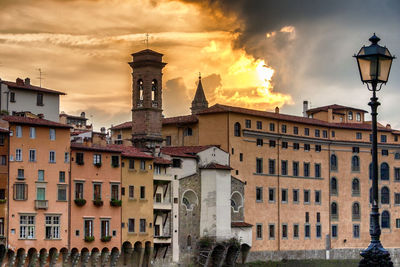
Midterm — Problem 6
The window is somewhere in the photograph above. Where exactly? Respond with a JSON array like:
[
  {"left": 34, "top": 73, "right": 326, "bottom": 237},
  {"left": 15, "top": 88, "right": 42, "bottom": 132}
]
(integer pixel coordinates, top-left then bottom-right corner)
[
  {"left": 20, "top": 215, "right": 35, "bottom": 239},
  {"left": 315, "top": 129, "right": 320, "bottom": 137},
  {"left": 58, "top": 185, "right": 67, "bottom": 201},
  {"left": 140, "top": 160, "right": 146, "bottom": 170},
  {"left": 269, "top": 140, "right": 276, "bottom": 147},
  {"left": 184, "top": 127, "right": 193, "bottom": 136},
  {"left": 36, "top": 187, "right": 45, "bottom": 201},
  {"left": 293, "top": 189, "right": 299, "bottom": 203},
  {"left": 269, "top": 123, "right": 275, "bottom": 131},
  {"left": 331, "top": 130, "right": 335, "bottom": 137},
  {"left": 353, "top": 224, "right": 360, "bottom": 238},
  {"left": 293, "top": 224, "right": 299, "bottom": 238},
  {"left": 330, "top": 154, "right": 337, "bottom": 171},
  {"left": 305, "top": 224, "right": 310, "bottom": 238},
  {"left": 256, "top": 139, "right": 263, "bottom": 146},
  {"left": 381, "top": 135, "right": 387, "bottom": 143},
  {"left": 101, "top": 220, "right": 110, "bottom": 238},
  {"left": 315, "top": 145, "right": 321, "bottom": 152},
  {"left": 396, "top": 153, "right": 400, "bottom": 160},
  {"left": 395, "top": 193, "right": 400, "bottom": 205},
  {"left": 45, "top": 216, "right": 60, "bottom": 239},
  {"left": 331, "top": 202, "right": 338, "bottom": 220},
  {"left": 111, "top": 156, "right": 119, "bottom": 167},
  {"left": 17, "top": 168, "right": 24, "bottom": 179},
  {"left": 268, "top": 188, "right": 275, "bottom": 202},
  {"left": 268, "top": 224, "right": 274, "bottom": 239},
  {"left": 256, "top": 224, "right": 263, "bottom": 239},
  {"left": 256, "top": 187, "right": 263, "bottom": 202},
  {"left": 382, "top": 149, "right": 389, "bottom": 156},
  {"left": 29, "top": 149, "right": 36, "bottom": 162},
  {"left": 16, "top": 126, "right": 22, "bottom": 138},
  {"left": 351, "top": 156, "right": 360, "bottom": 172},
  {"left": 395, "top": 168, "right": 400, "bottom": 181},
  {"left": 154, "top": 165, "right": 161, "bottom": 175},
  {"left": 93, "top": 183, "right": 101, "bottom": 200},
  {"left": 281, "top": 124, "right": 287, "bottom": 133},
  {"left": 293, "top": 127, "right": 298, "bottom": 135},
  {"left": 234, "top": 122, "right": 241, "bottom": 137},
  {"left": 331, "top": 177, "right": 338, "bottom": 195},
  {"left": 256, "top": 158, "right": 263, "bottom": 174},
  {"left": 268, "top": 159, "right": 275, "bottom": 175},
  {"left": 75, "top": 183, "right": 84, "bottom": 199},
  {"left": 381, "top": 187, "right": 390, "bottom": 204},
  {"left": 84, "top": 219, "right": 93, "bottom": 237},
  {"left": 139, "top": 219, "right": 146, "bottom": 232},
  {"left": 282, "top": 224, "right": 288, "bottom": 238},
  {"left": 348, "top": 111, "right": 353, "bottom": 120},
  {"left": 38, "top": 170, "right": 44, "bottom": 181},
  {"left": 166, "top": 136, "right": 171, "bottom": 146},
  {"left": 239, "top": 153, "right": 243, "bottom": 162},
  {"left": 381, "top": 211, "right": 390, "bottom": 228},
  {"left": 58, "top": 171, "right": 65, "bottom": 183},
  {"left": 316, "top": 224, "right": 321, "bottom": 238},
  {"left": 293, "top": 162, "right": 299, "bottom": 176},
  {"left": 352, "top": 178, "right": 360, "bottom": 195},
  {"left": 16, "top": 148, "right": 22, "bottom": 161},
  {"left": 93, "top": 154, "right": 102, "bottom": 165},
  {"left": 281, "top": 160, "right": 288, "bottom": 175},
  {"left": 317, "top": 212, "right": 321, "bottom": 223},
  {"left": 10, "top": 92, "right": 15, "bottom": 102},
  {"left": 352, "top": 202, "right": 360, "bottom": 220},
  {"left": 111, "top": 184, "right": 119, "bottom": 201},
  {"left": 245, "top": 120, "right": 251, "bottom": 128},
  {"left": 304, "top": 144, "right": 310, "bottom": 151},
  {"left": 0, "top": 218, "right": 4, "bottom": 236},
  {"left": 128, "top": 159, "right": 135, "bottom": 169},
  {"left": 64, "top": 152, "right": 69, "bottom": 163},
  {"left": 0, "top": 155, "right": 6, "bottom": 166},
  {"left": 381, "top": 163, "right": 389, "bottom": 180},
  {"left": 304, "top": 128, "right": 309, "bottom": 136},
  {"left": 303, "top": 163, "right": 310, "bottom": 177},
  {"left": 304, "top": 190, "right": 310, "bottom": 204},
  {"left": 14, "top": 183, "right": 27, "bottom": 200},
  {"left": 37, "top": 93, "right": 44, "bottom": 106},
  {"left": 356, "top": 132, "right": 362, "bottom": 139},
  {"left": 315, "top": 191, "right": 321, "bottom": 204},
  {"left": 322, "top": 130, "right": 328, "bottom": 138},
  {"left": 282, "top": 142, "right": 288, "bottom": 149},
  {"left": 0, "top": 189, "right": 4, "bottom": 200},
  {"left": 256, "top": 121, "right": 262, "bottom": 129},
  {"left": 172, "top": 159, "right": 181, "bottom": 168},
  {"left": 356, "top": 113, "right": 361, "bottom": 122},
  {"left": 315, "top": 163, "right": 321, "bottom": 178},
  {"left": 49, "top": 151, "right": 56, "bottom": 163},
  {"left": 29, "top": 127, "right": 36, "bottom": 139},
  {"left": 281, "top": 189, "right": 288, "bottom": 203},
  {"left": 306, "top": 212, "right": 309, "bottom": 223},
  {"left": 129, "top": 186, "right": 134, "bottom": 199},
  {"left": 352, "top": 147, "right": 360, "bottom": 153},
  {"left": 332, "top": 225, "right": 338, "bottom": 238},
  {"left": 49, "top": 129, "right": 56, "bottom": 140},
  {"left": 128, "top": 219, "right": 135, "bottom": 232},
  {"left": 140, "top": 186, "right": 145, "bottom": 199},
  {"left": 151, "top": 79, "right": 157, "bottom": 102},
  {"left": 293, "top": 143, "right": 299, "bottom": 150},
  {"left": 397, "top": 219, "right": 400, "bottom": 228}
]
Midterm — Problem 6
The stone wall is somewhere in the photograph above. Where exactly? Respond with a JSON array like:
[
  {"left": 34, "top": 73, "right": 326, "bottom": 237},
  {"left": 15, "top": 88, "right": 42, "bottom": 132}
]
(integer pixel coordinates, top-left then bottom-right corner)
[{"left": 231, "top": 176, "right": 245, "bottom": 222}]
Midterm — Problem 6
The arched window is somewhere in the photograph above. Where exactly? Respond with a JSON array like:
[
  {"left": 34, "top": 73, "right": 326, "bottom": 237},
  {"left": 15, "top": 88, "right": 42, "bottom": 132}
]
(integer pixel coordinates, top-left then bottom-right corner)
[
  {"left": 351, "top": 156, "right": 360, "bottom": 172},
  {"left": 231, "top": 192, "right": 243, "bottom": 212},
  {"left": 187, "top": 235, "right": 192, "bottom": 248},
  {"left": 381, "top": 163, "right": 389, "bottom": 180},
  {"left": 137, "top": 79, "right": 144, "bottom": 101},
  {"left": 352, "top": 202, "right": 360, "bottom": 220},
  {"left": 395, "top": 153, "right": 400, "bottom": 160},
  {"left": 381, "top": 187, "right": 390, "bottom": 204},
  {"left": 331, "top": 177, "right": 338, "bottom": 195},
  {"left": 356, "top": 112, "right": 361, "bottom": 122},
  {"left": 369, "top": 163, "right": 373, "bottom": 180},
  {"left": 151, "top": 80, "right": 157, "bottom": 102},
  {"left": 330, "top": 154, "right": 337, "bottom": 171},
  {"left": 331, "top": 202, "right": 338, "bottom": 219},
  {"left": 348, "top": 111, "right": 353, "bottom": 120},
  {"left": 182, "top": 190, "right": 198, "bottom": 211},
  {"left": 381, "top": 211, "right": 390, "bottom": 228},
  {"left": 352, "top": 178, "right": 360, "bottom": 195},
  {"left": 234, "top": 122, "right": 241, "bottom": 137}
]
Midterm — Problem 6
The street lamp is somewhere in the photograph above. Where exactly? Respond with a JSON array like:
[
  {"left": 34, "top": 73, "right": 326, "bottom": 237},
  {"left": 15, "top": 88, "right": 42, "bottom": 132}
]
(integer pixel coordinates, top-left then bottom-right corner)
[{"left": 355, "top": 34, "right": 395, "bottom": 267}]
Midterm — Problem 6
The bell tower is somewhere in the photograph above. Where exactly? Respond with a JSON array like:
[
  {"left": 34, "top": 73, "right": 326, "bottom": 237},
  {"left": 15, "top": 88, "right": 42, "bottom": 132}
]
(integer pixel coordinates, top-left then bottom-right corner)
[{"left": 129, "top": 49, "right": 167, "bottom": 148}]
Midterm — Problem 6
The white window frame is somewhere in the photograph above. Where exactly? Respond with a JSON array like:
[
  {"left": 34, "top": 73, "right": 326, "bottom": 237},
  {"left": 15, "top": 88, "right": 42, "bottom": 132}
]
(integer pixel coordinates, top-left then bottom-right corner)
[
  {"left": 16, "top": 126, "right": 22, "bottom": 138},
  {"left": 45, "top": 215, "right": 60, "bottom": 239},
  {"left": 20, "top": 215, "right": 35, "bottom": 239},
  {"left": 49, "top": 129, "right": 56, "bottom": 140},
  {"left": 16, "top": 148, "right": 22, "bottom": 161},
  {"left": 29, "top": 127, "right": 36, "bottom": 139},
  {"left": 29, "top": 149, "right": 36, "bottom": 162},
  {"left": 49, "top": 151, "right": 56, "bottom": 163}
]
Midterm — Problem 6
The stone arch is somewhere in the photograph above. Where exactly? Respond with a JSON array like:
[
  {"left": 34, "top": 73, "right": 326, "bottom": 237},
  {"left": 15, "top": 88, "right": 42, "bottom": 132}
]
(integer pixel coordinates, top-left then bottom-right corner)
[
  {"left": 59, "top": 247, "right": 68, "bottom": 267},
  {"left": 90, "top": 247, "right": 100, "bottom": 267},
  {"left": 381, "top": 162, "right": 390, "bottom": 180},
  {"left": 6, "top": 249, "right": 15, "bottom": 267},
  {"left": 240, "top": 244, "right": 251, "bottom": 264},
  {"left": 122, "top": 241, "right": 133, "bottom": 265},
  {"left": 208, "top": 245, "right": 225, "bottom": 267},
  {"left": 224, "top": 245, "right": 240, "bottom": 266},
  {"left": 48, "top": 247, "right": 58, "bottom": 267},
  {"left": 181, "top": 189, "right": 199, "bottom": 211},
  {"left": 100, "top": 247, "right": 110, "bottom": 267},
  {"left": 39, "top": 248, "right": 48, "bottom": 267},
  {"left": 151, "top": 79, "right": 158, "bottom": 102},
  {"left": 70, "top": 248, "right": 80, "bottom": 267},
  {"left": 231, "top": 191, "right": 244, "bottom": 212},
  {"left": 0, "top": 244, "right": 6, "bottom": 266},
  {"left": 27, "top": 248, "right": 38, "bottom": 267},
  {"left": 80, "top": 248, "right": 90, "bottom": 267},
  {"left": 142, "top": 242, "right": 152, "bottom": 267},
  {"left": 16, "top": 248, "right": 26, "bottom": 267},
  {"left": 132, "top": 242, "right": 142, "bottom": 267}
]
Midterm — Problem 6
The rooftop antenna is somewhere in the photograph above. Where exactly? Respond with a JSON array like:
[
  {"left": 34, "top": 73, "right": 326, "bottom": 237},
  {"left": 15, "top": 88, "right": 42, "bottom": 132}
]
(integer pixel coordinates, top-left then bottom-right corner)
[
  {"left": 142, "top": 33, "right": 150, "bottom": 49},
  {"left": 36, "top": 68, "right": 45, "bottom": 87}
]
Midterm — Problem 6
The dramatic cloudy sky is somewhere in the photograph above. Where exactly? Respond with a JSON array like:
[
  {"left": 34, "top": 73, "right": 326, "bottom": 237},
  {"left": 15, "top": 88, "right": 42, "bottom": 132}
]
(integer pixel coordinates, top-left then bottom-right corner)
[{"left": 0, "top": 0, "right": 399, "bottom": 129}]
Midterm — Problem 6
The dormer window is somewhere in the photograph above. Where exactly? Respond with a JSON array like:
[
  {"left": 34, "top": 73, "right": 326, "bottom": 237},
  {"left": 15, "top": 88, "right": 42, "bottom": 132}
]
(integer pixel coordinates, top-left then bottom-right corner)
[{"left": 348, "top": 111, "right": 353, "bottom": 120}]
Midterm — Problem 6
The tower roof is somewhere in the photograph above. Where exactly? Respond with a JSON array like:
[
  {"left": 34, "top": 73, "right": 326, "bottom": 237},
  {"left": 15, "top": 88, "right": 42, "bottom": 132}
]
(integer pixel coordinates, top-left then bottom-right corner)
[{"left": 191, "top": 75, "right": 209, "bottom": 114}]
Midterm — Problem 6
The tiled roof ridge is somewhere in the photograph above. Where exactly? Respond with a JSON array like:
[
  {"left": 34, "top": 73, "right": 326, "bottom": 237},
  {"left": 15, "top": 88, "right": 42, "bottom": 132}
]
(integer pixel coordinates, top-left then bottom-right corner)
[
  {"left": 111, "top": 114, "right": 198, "bottom": 130},
  {"left": 2, "top": 80, "right": 66, "bottom": 95},
  {"left": 2, "top": 115, "right": 72, "bottom": 128},
  {"left": 306, "top": 104, "right": 368, "bottom": 114}
]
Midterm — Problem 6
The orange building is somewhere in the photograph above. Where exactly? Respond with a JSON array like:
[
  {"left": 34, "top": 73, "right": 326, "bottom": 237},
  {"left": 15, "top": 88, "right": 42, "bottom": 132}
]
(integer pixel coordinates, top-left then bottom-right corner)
[{"left": 0, "top": 128, "right": 8, "bottom": 248}]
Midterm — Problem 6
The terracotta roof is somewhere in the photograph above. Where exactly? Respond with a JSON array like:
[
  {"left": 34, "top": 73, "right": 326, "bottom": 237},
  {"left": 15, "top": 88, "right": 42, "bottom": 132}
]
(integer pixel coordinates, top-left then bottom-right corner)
[
  {"left": 161, "top": 145, "right": 215, "bottom": 158},
  {"left": 306, "top": 104, "right": 367, "bottom": 114},
  {"left": 231, "top": 222, "right": 253, "bottom": 227},
  {"left": 199, "top": 104, "right": 394, "bottom": 132},
  {"left": 0, "top": 127, "right": 8, "bottom": 133},
  {"left": 107, "top": 145, "right": 153, "bottom": 159},
  {"left": 71, "top": 143, "right": 122, "bottom": 153},
  {"left": 154, "top": 157, "right": 172, "bottom": 165},
  {"left": 132, "top": 49, "right": 163, "bottom": 57},
  {"left": 2, "top": 115, "right": 71, "bottom": 128},
  {"left": 111, "top": 115, "right": 198, "bottom": 130},
  {"left": 200, "top": 163, "right": 232, "bottom": 170},
  {"left": 111, "top": 121, "right": 132, "bottom": 130},
  {"left": 2, "top": 79, "right": 66, "bottom": 95}
]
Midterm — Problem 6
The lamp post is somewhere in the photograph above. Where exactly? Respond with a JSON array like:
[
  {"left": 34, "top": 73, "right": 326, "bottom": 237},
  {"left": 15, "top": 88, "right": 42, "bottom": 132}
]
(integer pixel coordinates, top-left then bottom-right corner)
[{"left": 355, "top": 34, "right": 395, "bottom": 267}]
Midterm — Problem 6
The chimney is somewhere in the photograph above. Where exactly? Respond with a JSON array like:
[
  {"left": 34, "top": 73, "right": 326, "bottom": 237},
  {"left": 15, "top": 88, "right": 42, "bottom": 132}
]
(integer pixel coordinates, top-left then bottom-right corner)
[
  {"left": 24, "top": 78, "right": 30, "bottom": 86},
  {"left": 303, "top": 101, "right": 309, "bottom": 117},
  {"left": 80, "top": 112, "right": 86, "bottom": 118},
  {"left": 275, "top": 107, "right": 279, "bottom": 114},
  {"left": 38, "top": 114, "right": 44, "bottom": 119},
  {"left": 386, "top": 124, "right": 391, "bottom": 129},
  {"left": 100, "top": 127, "right": 106, "bottom": 134},
  {"left": 16, "top": 78, "right": 24, "bottom": 86}
]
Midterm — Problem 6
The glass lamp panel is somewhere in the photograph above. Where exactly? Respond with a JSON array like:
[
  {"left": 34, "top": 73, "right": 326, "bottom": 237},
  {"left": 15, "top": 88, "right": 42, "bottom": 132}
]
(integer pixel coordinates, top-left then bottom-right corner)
[
  {"left": 357, "top": 57, "right": 373, "bottom": 82},
  {"left": 378, "top": 56, "right": 393, "bottom": 82}
]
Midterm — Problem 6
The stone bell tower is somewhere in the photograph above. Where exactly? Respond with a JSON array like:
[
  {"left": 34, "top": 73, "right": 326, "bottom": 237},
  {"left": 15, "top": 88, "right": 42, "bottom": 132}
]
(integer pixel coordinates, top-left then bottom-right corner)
[{"left": 129, "top": 49, "right": 167, "bottom": 148}]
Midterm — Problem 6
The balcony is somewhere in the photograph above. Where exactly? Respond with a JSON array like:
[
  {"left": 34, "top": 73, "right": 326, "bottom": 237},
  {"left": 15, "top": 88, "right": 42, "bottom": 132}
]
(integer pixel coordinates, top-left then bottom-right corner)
[
  {"left": 154, "top": 236, "right": 172, "bottom": 244},
  {"left": 153, "top": 201, "right": 172, "bottom": 210},
  {"left": 153, "top": 173, "right": 173, "bottom": 181},
  {"left": 35, "top": 200, "right": 48, "bottom": 210}
]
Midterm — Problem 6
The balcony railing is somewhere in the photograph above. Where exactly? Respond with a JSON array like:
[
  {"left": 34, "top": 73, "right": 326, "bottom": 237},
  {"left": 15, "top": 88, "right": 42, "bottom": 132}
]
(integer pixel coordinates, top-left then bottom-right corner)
[
  {"left": 35, "top": 200, "right": 48, "bottom": 210},
  {"left": 154, "top": 173, "right": 173, "bottom": 181},
  {"left": 153, "top": 202, "right": 172, "bottom": 210}
]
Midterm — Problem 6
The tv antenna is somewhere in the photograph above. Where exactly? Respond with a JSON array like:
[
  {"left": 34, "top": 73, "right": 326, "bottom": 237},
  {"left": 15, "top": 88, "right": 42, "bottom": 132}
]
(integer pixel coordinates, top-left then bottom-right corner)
[
  {"left": 37, "top": 68, "right": 45, "bottom": 87},
  {"left": 142, "top": 33, "right": 150, "bottom": 49}
]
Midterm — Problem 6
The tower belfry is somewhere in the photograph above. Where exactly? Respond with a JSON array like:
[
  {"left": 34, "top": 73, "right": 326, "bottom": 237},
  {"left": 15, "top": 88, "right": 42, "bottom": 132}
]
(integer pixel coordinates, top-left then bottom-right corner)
[
  {"left": 191, "top": 74, "right": 209, "bottom": 115},
  {"left": 129, "top": 49, "right": 167, "bottom": 148}
]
